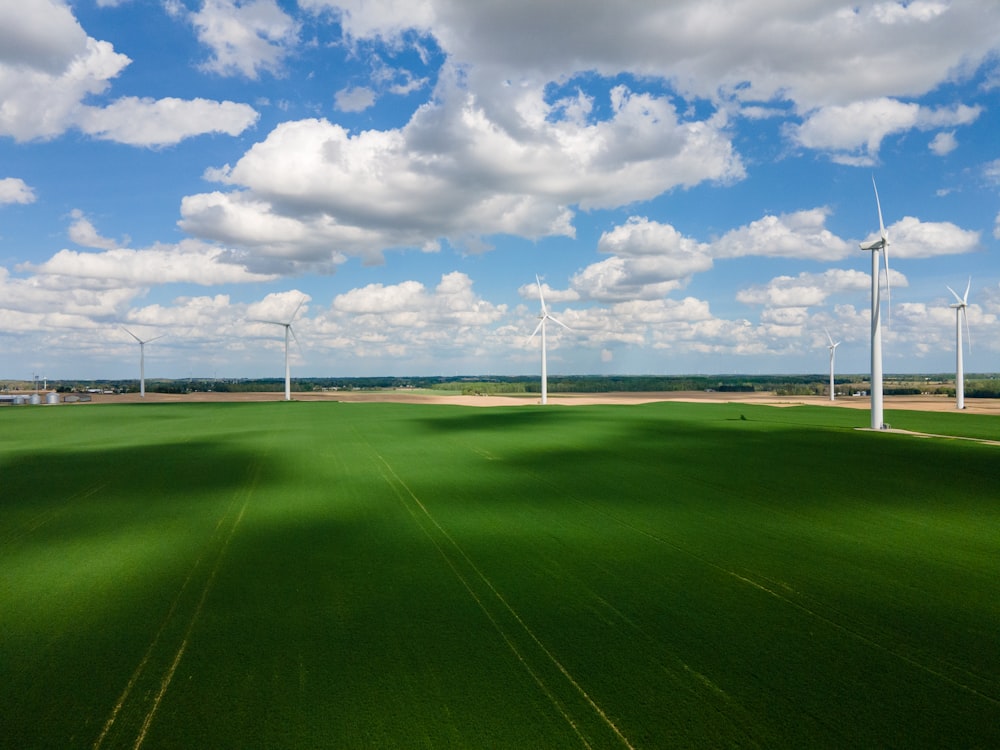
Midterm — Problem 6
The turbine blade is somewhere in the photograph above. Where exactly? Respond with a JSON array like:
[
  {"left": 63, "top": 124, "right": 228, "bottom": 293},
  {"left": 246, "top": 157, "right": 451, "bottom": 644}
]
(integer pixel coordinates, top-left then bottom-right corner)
[
  {"left": 549, "top": 313, "right": 571, "bottom": 331},
  {"left": 963, "top": 276, "right": 971, "bottom": 304},
  {"left": 121, "top": 326, "right": 141, "bottom": 343},
  {"left": 528, "top": 319, "right": 543, "bottom": 340},
  {"left": 824, "top": 326, "right": 834, "bottom": 346},
  {"left": 289, "top": 296, "right": 306, "bottom": 324},
  {"left": 946, "top": 284, "right": 963, "bottom": 304},
  {"left": 535, "top": 275, "right": 548, "bottom": 315},
  {"left": 882, "top": 244, "right": 891, "bottom": 326},
  {"left": 964, "top": 307, "right": 972, "bottom": 353},
  {"left": 872, "top": 176, "right": 887, "bottom": 243}
]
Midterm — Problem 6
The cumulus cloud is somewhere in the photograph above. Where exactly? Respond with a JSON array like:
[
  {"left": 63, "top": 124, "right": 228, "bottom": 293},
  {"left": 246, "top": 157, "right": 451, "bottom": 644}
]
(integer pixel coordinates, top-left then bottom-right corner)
[
  {"left": 67, "top": 209, "right": 123, "bottom": 250},
  {"left": 303, "top": 0, "right": 1000, "bottom": 112},
  {"left": 0, "top": 177, "right": 36, "bottom": 205},
  {"left": 191, "top": 0, "right": 300, "bottom": 79},
  {"left": 332, "top": 271, "right": 505, "bottom": 327},
  {"left": 789, "top": 99, "right": 981, "bottom": 164},
  {"left": 180, "top": 80, "right": 743, "bottom": 262},
  {"left": 0, "top": 265, "right": 136, "bottom": 323},
  {"left": 0, "top": 0, "right": 258, "bottom": 144},
  {"left": 75, "top": 96, "right": 259, "bottom": 147},
  {"left": 929, "top": 131, "right": 957, "bottom": 156},
  {"left": 21, "top": 240, "right": 279, "bottom": 286},
  {"left": 865, "top": 216, "right": 980, "bottom": 258},
  {"left": 737, "top": 269, "right": 874, "bottom": 308},
  {"left": 714, "top": 208, "right": 854, "bottom": 260},
  {"left": 335, "top": 86, "right": 377, "bottom": 112}
]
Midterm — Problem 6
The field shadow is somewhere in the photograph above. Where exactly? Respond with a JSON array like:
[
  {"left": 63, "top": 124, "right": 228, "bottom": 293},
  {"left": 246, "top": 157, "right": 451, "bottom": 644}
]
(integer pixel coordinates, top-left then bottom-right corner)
[{"left": 0, "top": 439, "right": 282, "bottom": 518}]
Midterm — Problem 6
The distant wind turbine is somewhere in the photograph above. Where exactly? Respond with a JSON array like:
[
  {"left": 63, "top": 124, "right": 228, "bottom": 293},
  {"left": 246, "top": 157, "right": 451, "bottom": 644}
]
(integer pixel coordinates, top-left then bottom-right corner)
[
  {"left": 946, "top": 278, "right": 972, "bottom": 410},
  {"left": 859, "top": 177, "right": 891, "bottom": 430},
  {"left": 251, "top": 297, "right": 305, "bottom": 401},
  {"left": 529, "top": 276, "right": 570, "bottom": 405},
  {"left": 824, "top": 328, "right": 840, "bottom": 402},
  {"left": 121, "top": 327, "right": 165, "bottom": 399}
]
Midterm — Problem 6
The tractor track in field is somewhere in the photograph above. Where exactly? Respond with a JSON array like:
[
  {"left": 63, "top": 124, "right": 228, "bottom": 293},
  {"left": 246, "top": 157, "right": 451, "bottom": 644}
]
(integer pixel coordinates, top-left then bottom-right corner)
[
  {"left": 0, "top": 481, "right": 109, "bottom": 549},
  {"left": 92, "top": 452, "right": 265, "bottom": 750},
  {"left": 354, "top": 427, "right": 636, "bottom": 750},
  {"left": 516, "top": 459, "right": 1000, "bottom": 712}
]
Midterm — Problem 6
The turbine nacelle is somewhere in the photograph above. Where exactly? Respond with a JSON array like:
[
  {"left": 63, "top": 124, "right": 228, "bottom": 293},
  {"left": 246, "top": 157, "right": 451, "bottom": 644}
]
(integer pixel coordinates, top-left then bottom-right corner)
[
  {"left": 946, "top": 278, "right": 972, "bottom": 352},
  {"left": 860, "top": 176, "right": 891, "bottom": 317}
]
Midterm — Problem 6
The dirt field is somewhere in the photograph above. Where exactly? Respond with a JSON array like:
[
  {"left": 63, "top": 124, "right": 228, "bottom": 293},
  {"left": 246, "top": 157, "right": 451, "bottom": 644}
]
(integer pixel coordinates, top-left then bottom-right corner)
[{"left": 63, "top": 389, "right": 1000, "bottom": 414}]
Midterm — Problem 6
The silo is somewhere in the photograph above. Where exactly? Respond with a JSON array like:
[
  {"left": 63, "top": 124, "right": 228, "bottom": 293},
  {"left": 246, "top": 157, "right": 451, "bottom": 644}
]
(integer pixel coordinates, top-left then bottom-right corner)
[
  {"left": 45, "top": 392, "right": 60, "bottom": 405},
  {"left": 29, "top": 393, "right": 41, "bottom": 405}
]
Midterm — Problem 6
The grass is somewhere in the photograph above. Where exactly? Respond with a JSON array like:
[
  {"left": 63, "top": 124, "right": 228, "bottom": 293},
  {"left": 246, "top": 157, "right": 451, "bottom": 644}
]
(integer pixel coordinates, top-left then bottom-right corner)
[{"left": 1, "top": 400, "right": 998, "bottom": 748}]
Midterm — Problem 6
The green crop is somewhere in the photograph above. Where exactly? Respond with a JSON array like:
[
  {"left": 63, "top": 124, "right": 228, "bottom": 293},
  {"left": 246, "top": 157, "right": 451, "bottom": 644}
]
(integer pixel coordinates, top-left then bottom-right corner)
[{"left": 2, "top": 401, "right": 998, "bottom": 748}]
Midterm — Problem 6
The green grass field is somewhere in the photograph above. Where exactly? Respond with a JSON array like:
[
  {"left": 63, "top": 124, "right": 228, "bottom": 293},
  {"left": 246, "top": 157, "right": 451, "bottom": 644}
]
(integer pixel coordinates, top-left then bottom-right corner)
[{"left": 2, "top": 401, "right": 998, "bottom": 748}]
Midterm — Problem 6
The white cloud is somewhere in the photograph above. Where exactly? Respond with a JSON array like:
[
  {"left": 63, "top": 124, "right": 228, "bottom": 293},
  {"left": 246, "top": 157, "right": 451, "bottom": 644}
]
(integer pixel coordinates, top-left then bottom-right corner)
[
  {"left": 21, "top": 240, "right": 279, "bottom": 286},
  {"left": 191, "top": 0, "right": 300, "bottom": 79},
  {"left": 0, "top": 34, "right": 130, "bottom": 142},
  {"left": 867, "top": 216, "right": 980, "bottom": 258},
  {"left": 984, "top": 159, "right": 1000, "bottom": 186},
  {"left": 334, "top": 86, "right": 376, "bottom": 112},
  {"left": 737, "top": 269, "right": 873, "bottom": 308},
  {"left": 556, "top": 217, "right": 714, "bottom": 303},
  {"left": 75, "top": 96, "right": 259, "bottom": 146},
  {"left": 0, "top": 0, "right": 88, "bottom": 73},
  {"left": 0, "top": 1, "right": 259, "bottom": 145},
  {"left": 303, "top": 0, "right": 1000, "bottom": 112},
  {"left": 929, "top": 131, "right": 957, "bottom": 156},
  {"left": 714, "top": 208, "right": 854, "bottom": 260},
  {"left": 789, "top": 99, "right": 981, "bottom": 163},
  {"left": 332, "top": 271, "right": 505, "bottom": 327},
  {"left": 67, "top": 209, "right": 123, "bottom": 250},
  {"left": 180, "top": 79, "right": 743, "bottom": 262},
  {"left": 0, "top": 177, "right": 36, "bottom": 205},
  {"left": 0, "top": 265, "right": 137, "bottom": 322},
  {"left": 300, "top": 0, "right": 435, "bottom": 40}
]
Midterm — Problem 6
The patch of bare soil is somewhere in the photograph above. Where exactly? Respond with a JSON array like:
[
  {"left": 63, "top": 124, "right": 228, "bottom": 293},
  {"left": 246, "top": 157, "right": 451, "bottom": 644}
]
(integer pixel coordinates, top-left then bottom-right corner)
[{"left": 73, "top": 389, "right": 1000, "bottom": 413}]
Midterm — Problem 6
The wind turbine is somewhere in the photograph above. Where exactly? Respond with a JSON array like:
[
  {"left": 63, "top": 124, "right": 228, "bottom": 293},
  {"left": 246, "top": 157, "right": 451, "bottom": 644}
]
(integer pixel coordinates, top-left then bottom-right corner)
[
  {"left": 251, "top": 297, "right": 305, "bottom": 401},
  {"left": 528, "top": 276, "right": 570, "bottom": 405},
  {"left": 859, "top": 177, "right": 891, "bottom": 430},
  {"left": 121, "top": 327, "right": 165, "bottom": 399},
  {"left": 824, "top": 328, "right": 841, "bottom": 402},
  {"left": 946, "top": 278, "right": 972, "bottom": 410}
]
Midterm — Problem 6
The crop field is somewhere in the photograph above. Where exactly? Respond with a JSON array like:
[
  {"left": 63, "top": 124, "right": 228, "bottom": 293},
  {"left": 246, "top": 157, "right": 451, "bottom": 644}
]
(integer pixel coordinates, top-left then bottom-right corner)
[{"left": 2, "top": 400, "right": 999, "bottom": 748}]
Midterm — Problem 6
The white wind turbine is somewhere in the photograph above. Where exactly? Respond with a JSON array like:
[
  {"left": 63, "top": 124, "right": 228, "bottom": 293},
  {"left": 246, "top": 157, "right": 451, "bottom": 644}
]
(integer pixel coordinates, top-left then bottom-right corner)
[
  {"left": 121, "top": 327, "right": 165, "bottom": 399},
  {"left": 824, "top": 328, "right": 841, "bottom": 402},
  {"left": 251, "top": 297, "right": 305, "bottom": 401},
  {"left": 859, "top": 177, "right": 891, "bottom": 430},
  {"left": 529, "top": 276, "right": 570, "bottom": 405},
  {"left": 946, "top": 278, "right": 972, "bottom": 410}
]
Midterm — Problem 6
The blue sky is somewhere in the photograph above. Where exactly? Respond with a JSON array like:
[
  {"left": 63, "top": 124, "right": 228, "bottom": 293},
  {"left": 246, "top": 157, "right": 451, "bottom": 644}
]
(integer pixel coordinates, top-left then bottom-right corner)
[{"left": 2, "top": 0, "right": 999, "bottom": 381}]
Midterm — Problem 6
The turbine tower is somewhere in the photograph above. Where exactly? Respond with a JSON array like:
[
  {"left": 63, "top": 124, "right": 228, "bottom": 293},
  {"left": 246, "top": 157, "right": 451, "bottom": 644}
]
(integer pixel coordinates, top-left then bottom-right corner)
[
  {"left": 252, "top": 297, "right": 305, "bottom": 401},
  {"left": 529, "top": 276, "right": 570, "bottom": 405},
  {"left": 859, "top": 177, "right": 891, "bottom": 430},
  {"left": 121, "top": 327, "right": 165, "bottom": 399},
  {"left": 825, "top": 328, "right": 840, "bottom": 402},
  {"left": 946, "top": 278, "right": 972, "bottom": 410}
]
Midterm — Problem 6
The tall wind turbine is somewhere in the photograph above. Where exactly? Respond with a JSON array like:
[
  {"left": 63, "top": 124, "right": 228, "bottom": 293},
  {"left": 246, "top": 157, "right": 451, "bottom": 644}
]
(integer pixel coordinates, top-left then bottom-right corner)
[
  {"left": 252, "top": 297, "right": 305, "bottom": 401},
  {"left": 859, "top": 177, "right": 891, "bottom": 430},
  {"left": 947, "top": 278, "right": 972, "bottom": 410},
  {"left": 121, "top": 327, "right": 165, "bottom": 399},
  {"left": 529, "top": 276, "right": 570, "bottom": 405},
  {"left": 825, "top": 328, "right": 841, "bottom": 402}
]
